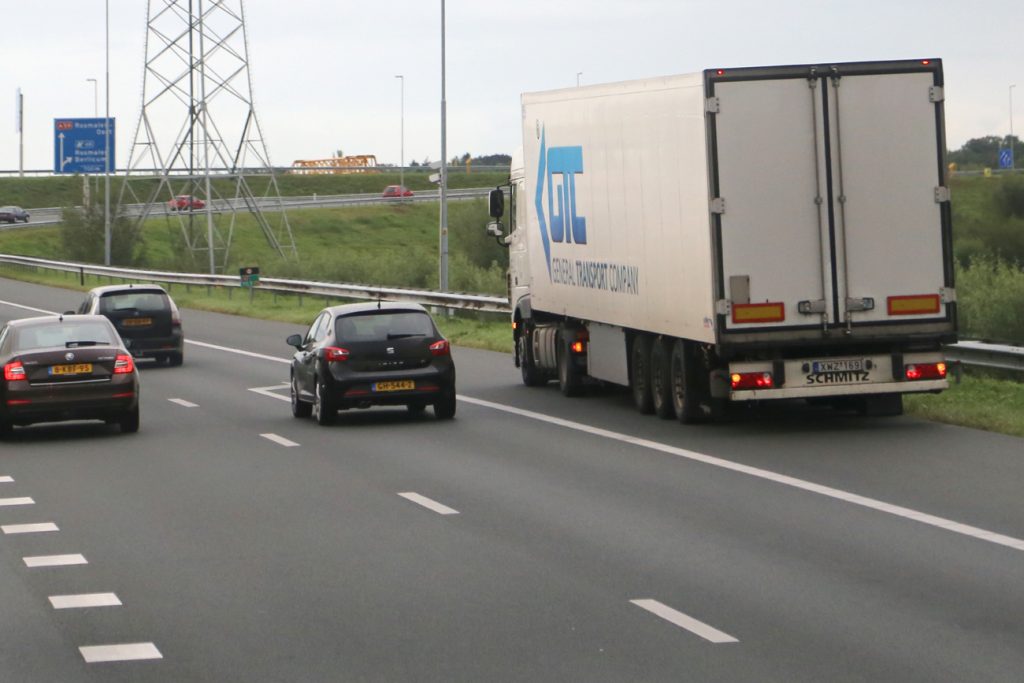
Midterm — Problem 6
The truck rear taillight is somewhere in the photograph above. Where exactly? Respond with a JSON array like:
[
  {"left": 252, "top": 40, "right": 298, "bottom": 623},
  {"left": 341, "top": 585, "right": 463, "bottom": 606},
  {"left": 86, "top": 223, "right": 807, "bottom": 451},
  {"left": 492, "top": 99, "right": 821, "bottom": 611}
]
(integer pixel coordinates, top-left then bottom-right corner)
[
  {"left": 731, "top": 372, "right": 774, "bottom": 390},
  {"left": 732, "top": 302, "right": 785, "bottom": 324},
  {"left": 4, "top": 361, "right": 25, "bottom": 382},
  {"left": 905, "top": 362, "right": 946, "bottom": 381}
]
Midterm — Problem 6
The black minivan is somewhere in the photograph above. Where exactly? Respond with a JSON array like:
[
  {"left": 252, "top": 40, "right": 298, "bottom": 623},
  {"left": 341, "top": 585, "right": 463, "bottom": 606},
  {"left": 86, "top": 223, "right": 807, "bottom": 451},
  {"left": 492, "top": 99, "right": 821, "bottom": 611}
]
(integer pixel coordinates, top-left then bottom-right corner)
[{"left": 77, "top": 285, "right": 185, "bottom": 365}]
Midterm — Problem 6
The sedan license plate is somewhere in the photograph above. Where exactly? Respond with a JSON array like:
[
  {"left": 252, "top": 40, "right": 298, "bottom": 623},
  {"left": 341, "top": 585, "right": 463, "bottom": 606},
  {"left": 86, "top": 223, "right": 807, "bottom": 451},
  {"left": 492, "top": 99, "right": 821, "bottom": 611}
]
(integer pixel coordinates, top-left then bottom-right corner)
[
  {"left": 122, "top": 317, "right": 152, "bottom": 327},
  {"left": 373, "top": 380, "right": 415, "bottom": 392},
  {"left": 49, "top": 363, "right": 93, "bottom": 376}
]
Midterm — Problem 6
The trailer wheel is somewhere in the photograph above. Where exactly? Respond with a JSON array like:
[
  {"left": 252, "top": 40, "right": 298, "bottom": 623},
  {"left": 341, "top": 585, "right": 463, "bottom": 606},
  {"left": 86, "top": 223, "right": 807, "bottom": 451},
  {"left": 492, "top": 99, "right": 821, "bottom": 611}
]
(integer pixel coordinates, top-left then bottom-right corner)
[
  {"left": 630, "top": 335, "right": 654, "bottom": 414},
  {"left": 518, "top": 324, "right": 546, "bottom": 387},
  {"left": 670, "top": 339, "right": 704, "bottom": 423},
  {"left": 650, "top": 337, "right": 675, "bottom": 419},
  {"left": 557, "top": 332, "right": 583, "bottom": 397}
]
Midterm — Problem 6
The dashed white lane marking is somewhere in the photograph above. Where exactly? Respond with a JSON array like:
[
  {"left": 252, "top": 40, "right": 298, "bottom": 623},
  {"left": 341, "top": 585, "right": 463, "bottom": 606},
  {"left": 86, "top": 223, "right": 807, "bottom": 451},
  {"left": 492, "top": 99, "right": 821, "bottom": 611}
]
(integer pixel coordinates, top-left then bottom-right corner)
[
  {"left": 457, "top": 395, "right": 1024, "bottom": 554},
  {"left": 249, "top": 384, "right": 291, "bottom": 402},
  {"left": 50, "top": 593, "right": 122, "bottom": 609},
  {"left": 0, "top": 475, "right": 13, "bottom": 483},
  {"left": 3, "top": 522, "right": 59, "bottom": 535},
  {"left": 0, "top": 497, "right": 34, "bottom": 507},
  {"left": 187, "top": 339, "right": 289, "bottom": 364},
  {"left": 631, "top": 599, "right": 738, "bottom": 644},
  {"left": 398, "top": 492, "right": 460, "bottom": 516},
  {"left": 260, "top": 432, "right": 300, "bottom": 448},
  {"left": 24, "top": 554, "right": 88, "bottom": 568},
  {"left": 79, "top": 642, "right": 162, "bottom": 663},
  {"left": 168, "top": 398, "right": 199, "bottom": 408}
]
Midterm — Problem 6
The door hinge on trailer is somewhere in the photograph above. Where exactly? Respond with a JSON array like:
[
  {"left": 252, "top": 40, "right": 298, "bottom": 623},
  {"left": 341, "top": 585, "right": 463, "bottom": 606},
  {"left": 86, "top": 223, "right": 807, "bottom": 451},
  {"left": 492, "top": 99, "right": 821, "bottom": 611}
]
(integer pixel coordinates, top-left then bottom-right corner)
[
  {"left": 705, "top": 97, "right": 720, "bottom": 114},
  {"left": 715, "top": 299, "right": 731, "bottom": 316},
  {"left": 934, "top": 186, "right": 951, "bottom": 203},
  {"left": 941, "top": 287, "right": 957, "bottom": 303},
  {"left": 797, "top": 299, "right": 826, "bottom": 314},
  {"left": 929, "top": 86, "right": 944, "bottom": 103},
  {"left": 710, "top": 197, "right": 726, "bottom": 214}
]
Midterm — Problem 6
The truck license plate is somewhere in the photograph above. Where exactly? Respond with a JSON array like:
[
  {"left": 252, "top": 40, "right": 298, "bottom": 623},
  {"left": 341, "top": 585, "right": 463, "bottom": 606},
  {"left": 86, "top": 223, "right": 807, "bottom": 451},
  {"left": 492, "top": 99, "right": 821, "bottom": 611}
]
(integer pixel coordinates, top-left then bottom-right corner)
[
  {"left": 807, "top": 358, "right": 870, "bottom": 385},
  {"left": 811, "top": 359, "right": 864, "bottom": 373}
]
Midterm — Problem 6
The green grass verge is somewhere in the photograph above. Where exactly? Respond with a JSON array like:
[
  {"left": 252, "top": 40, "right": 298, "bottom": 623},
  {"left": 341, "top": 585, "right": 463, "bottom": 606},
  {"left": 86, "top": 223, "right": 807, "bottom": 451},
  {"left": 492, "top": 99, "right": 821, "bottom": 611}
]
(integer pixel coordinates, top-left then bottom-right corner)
[{"left": 904, "top": 373, "right": 1024, "bottom": 438}]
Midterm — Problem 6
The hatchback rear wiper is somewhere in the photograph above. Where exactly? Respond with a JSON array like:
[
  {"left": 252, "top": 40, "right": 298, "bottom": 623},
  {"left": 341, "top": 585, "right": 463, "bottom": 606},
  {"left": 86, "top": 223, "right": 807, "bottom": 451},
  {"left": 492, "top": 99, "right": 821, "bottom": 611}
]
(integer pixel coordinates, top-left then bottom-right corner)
[{"left": 387, "top": 333, "right": 425, "bottom": 339}]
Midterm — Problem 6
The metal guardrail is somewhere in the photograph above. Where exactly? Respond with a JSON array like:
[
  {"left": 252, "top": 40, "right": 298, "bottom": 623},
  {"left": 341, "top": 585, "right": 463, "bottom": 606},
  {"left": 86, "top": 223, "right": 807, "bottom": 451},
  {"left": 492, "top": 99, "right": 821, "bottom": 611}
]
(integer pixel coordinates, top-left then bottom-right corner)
[
  {"left": 1, "top": 253, "right": 1022, "bottom": 371},
  {"left": 0, "top": 254, "right": 509, "bottom": 314}
]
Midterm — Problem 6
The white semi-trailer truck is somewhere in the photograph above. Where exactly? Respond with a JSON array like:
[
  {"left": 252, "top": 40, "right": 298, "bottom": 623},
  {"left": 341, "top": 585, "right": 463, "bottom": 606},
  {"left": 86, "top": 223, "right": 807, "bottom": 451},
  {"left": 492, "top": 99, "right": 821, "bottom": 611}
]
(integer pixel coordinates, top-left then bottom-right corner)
[{"left": 486, "top": 59, "right": 956, "bottom": 421}]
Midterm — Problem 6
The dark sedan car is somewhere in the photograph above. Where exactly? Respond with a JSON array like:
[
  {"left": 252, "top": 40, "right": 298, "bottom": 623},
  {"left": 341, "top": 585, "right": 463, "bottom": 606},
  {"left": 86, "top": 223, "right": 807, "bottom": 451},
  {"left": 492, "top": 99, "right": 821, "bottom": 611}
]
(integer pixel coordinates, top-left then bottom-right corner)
[
  {"left": 76, "top": 284, "right": 184, "bottom": 365},
  {"left": 0, "top": 315, "right": 140, "bottom": 436},
  {"left": 0, "top": 206, "right": 30, "bottom": 223},
  {"left": 287, "top": 302, "right": 456, "bottom": 425}
]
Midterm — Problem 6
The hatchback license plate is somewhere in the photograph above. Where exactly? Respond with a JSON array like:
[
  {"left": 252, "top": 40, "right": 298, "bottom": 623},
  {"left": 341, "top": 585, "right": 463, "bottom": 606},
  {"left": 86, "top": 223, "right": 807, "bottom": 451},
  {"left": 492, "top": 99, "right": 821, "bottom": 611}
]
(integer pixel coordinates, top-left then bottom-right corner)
[
  {"left": 373, "top": 380, "right": 415, "bottom": 392},
  {"left": 122, "top": 318, "right": 152, "bottom": 327},
  {"left": 49, "top": 363, "right": 93, "bottom": 376}
]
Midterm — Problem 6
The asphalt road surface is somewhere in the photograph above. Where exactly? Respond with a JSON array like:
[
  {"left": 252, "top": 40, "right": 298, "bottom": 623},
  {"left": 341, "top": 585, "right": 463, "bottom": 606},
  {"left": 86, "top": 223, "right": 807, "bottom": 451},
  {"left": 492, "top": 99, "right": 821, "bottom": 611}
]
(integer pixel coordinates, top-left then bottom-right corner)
[{"left": 1, "top": 276, "right": 1023, "bottom": 682}]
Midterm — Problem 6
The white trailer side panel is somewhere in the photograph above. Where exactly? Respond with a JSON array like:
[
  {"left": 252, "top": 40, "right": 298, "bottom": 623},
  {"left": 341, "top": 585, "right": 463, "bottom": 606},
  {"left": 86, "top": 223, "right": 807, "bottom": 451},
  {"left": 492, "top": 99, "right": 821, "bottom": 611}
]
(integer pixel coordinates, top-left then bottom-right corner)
[{"left": 521, "top": 75, "right": 717, "bottom": 344}]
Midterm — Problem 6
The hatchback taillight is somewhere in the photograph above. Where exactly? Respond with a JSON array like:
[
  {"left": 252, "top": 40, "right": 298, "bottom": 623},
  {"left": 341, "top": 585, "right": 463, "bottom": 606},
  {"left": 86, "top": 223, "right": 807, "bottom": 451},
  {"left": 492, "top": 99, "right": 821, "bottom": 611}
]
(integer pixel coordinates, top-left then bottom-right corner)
[
  {"left": 113, "top": 354, "right": 135, "bottom": 374},
  {"left": 171, "top": 307, "right": 182, "bottom": 328},
  {"left": 324, "top": 347, "right": 350, "bottom": 362},
  {"left": 3, "top": 361, "right": 25, "bottom": 382},
  {"left": 429, "top": 340, "right": 450, "bottom": 356}
]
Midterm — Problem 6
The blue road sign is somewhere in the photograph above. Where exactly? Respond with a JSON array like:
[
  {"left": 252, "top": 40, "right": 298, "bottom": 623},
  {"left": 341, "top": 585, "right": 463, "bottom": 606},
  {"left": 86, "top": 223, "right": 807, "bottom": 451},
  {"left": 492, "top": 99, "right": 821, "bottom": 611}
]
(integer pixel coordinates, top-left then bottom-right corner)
[
  {"left": 998, "top": 148, "right": 1014, "bottom": 169},
  {"left": 53, "top": 118, "right": 115, "bottom": 174}
]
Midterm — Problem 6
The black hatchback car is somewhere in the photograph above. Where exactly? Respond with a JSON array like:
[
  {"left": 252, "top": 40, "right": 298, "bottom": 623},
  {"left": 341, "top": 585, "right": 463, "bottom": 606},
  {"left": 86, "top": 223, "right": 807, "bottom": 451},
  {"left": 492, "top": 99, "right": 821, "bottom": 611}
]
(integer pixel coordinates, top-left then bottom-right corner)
[
  {"left": 287, "top": 303, "right": 456, "bottom": 425},
  {"left": 76, "top": 285, "right": 184, "bottom": 365},
  {"left": 0, "top": 315, "right": 140, "bottom": 436}
]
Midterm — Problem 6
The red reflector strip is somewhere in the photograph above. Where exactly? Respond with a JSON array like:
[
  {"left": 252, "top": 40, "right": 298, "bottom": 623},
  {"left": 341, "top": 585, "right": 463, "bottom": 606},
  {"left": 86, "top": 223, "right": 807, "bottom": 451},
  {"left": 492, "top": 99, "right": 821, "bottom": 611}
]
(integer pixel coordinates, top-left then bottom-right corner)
[
  {"left": 887, "top": 294, "right": 940, "bottom": 316},
  {"left": 6, "top": 399, "right": 31, "bottom": 406},
  {"left": 730, "top": 372, "right": 774, "bottom": 390},
  {"left": 344, "top": 388, "right": 370, "bottom": 396},
  {"left": 905, "top": 362, "right": 947, "bottom": 381},
  {"left": 732, "top": 302, "right": 785, "bottom": 324},
  {"left": 111, "top": 392, "right": 135, "bottom": 398}
]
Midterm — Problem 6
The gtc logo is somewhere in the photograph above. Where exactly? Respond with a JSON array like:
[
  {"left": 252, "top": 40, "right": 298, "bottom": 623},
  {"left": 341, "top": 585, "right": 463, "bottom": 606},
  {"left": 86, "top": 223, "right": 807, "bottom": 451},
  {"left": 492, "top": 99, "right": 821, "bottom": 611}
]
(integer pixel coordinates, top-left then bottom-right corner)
[{"left": 535, "top": 128, "right": 586, "bottom": 276}]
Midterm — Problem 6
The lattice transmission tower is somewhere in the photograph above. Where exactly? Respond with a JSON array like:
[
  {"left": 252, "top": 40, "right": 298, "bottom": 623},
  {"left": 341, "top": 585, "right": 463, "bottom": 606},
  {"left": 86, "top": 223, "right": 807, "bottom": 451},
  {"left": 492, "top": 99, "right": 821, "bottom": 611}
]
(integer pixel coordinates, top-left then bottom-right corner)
[{"left": 118, "top": 0, "right": 297, "bottom": 273}]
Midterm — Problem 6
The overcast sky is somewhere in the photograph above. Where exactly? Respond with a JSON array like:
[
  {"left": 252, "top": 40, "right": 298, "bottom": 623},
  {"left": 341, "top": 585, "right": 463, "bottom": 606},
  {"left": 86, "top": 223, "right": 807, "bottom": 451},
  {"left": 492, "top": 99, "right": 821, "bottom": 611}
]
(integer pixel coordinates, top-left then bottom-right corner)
[{"left": 3, "top": 1, "right": 1022, "bottom": 172}]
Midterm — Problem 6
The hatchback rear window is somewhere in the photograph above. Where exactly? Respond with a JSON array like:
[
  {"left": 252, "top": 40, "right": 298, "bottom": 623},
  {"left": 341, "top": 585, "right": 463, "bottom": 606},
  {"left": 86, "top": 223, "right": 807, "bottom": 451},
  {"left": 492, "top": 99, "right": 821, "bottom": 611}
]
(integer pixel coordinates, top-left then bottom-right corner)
[
  {"left": 99, "top": 292, "right": 170, "bottom": 313},
  {"left": 335, "top": 312, "right": 436, "bottom": 342},
  {"left": 14, "top": 321, "right": 117, "bottom": 351}
]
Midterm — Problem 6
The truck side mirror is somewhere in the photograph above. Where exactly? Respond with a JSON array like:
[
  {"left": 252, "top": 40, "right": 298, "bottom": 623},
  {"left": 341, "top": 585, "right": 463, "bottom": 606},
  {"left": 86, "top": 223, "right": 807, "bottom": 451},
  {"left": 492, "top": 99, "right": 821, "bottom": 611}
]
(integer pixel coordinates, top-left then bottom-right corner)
[{"left": 488, "top": 188, "right": 505, "bottom": 219}]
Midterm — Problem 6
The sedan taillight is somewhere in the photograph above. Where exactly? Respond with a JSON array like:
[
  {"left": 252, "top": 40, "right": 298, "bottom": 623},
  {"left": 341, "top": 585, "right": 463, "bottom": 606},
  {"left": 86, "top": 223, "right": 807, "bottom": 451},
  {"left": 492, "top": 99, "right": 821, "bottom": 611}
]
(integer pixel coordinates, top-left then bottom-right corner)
[
  {"left": 113, "top": 354, "right": 135, "bottom": 374},
  {"left": 3, "top": 361, "right": 25, "bottom": 382},
  {"left": 429, "top": 340, "right": 450, "bottom": 356},
  {"left": 324, "top": 347, "right": 350, "bottom": 362}
]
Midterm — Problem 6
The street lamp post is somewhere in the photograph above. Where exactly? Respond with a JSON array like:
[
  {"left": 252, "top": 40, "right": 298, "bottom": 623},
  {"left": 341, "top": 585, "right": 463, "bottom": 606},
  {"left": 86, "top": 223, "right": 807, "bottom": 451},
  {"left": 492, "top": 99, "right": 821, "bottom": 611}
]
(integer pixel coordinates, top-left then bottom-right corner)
[
  {"left": 577, "top": 71, "right": 583, "bottom": 87},
  {"left": 86, "top": 78, "right": 98, "bottom": 117},
  {"left": 439, "top": 0, "right": 448, "bottom": 292},
  {"left": 395, "top": 75, "right": 404, "bottom": 195},
  {"left": 104, "top": 0, "right": 111, "bottom": 266}
]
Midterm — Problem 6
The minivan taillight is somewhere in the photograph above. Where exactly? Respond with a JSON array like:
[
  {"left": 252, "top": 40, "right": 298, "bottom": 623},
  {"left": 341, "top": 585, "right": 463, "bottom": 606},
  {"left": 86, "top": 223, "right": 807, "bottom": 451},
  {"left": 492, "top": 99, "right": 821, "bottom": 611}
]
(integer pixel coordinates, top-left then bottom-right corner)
[
  {"left": 113, "top": 354, "right": 135, "bottom": 374},
  {"left": 429, "top": 340, "right": 450, "bottom": 356},
  {"left": 3, "top": 361, "right": 25, "bottom": 382},
  {"left": 324, "top": 347, "right": 350, "bottom": 362}
]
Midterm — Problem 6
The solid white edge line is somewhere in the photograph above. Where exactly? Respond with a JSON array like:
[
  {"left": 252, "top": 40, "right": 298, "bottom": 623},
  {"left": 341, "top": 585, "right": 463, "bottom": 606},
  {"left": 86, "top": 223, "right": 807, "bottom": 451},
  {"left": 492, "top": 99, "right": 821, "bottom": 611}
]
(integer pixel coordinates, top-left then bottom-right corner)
[
  {"left": 168, "top": 398, "right": 199, "bottom": 408},
  {"left": 2, "top": 522, "right": 59, "bottom": 535},
  {"left": 186, "top": 339, "right": 290, "bottom": 364},
  {"left": 49, "top": 593, "right": 122, "bottom": 609},
  {"left": 631, "top": 599, "right": 738, "bottom": 644},
  {"left": 249, "top": 384, "right": 291, "bottom": 403},
  {"left": 456, "top": 395, "right": 1024, "bottom": 553},
  {"left": 79, "top": 642, "right": 162, "bottom": 663},
  {"left": 0, "top": 497, "right": 34, "bottom": 507},
  {"left": 0, "top": 475, "right": 13, "bottom": 483},
  {"left": 260, "top": 432, "right": 300, "bottom": 448},
  {"left": 0, "top": 299, "right": 53, "bottom": 315},
  {"left": 23, "top": 554, "right": 88, "bottom": 568},
  {"left": 398, "top": 492, "right": 460, "bottom": 516}
]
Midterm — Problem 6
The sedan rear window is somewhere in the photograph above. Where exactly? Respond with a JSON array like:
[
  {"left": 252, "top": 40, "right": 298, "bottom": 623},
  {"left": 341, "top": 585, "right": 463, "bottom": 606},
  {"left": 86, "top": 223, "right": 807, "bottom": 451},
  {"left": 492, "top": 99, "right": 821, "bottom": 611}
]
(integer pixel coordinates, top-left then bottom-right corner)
[
  {"left": 14, "top": 321, "right": 117, "bottom": 351},
  {"left": 335, "top": 312, "right": 436, "bottom": 342},
  {"left": 99, "top": 292, "right": 169, "bottom": 313}
]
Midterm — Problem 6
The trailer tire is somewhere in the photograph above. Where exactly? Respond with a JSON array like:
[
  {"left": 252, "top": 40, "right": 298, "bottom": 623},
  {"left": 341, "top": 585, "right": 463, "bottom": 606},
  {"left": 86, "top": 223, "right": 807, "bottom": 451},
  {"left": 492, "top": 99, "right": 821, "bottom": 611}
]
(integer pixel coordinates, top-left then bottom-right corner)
[
  {"left": 650, "top": 337, "right": 675, "bottom": 419},
  {"left": 630, "top": 335, "right": 654, "bottom": 414},
  {"left": 670, "top": 339, "right": 704, "bottom": 423},
  {"left": 557, "top": 332, "right": 583, "bottom": 397},
  {"left": 518, "top": 324, "right": 546, "bottom": 387}
]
